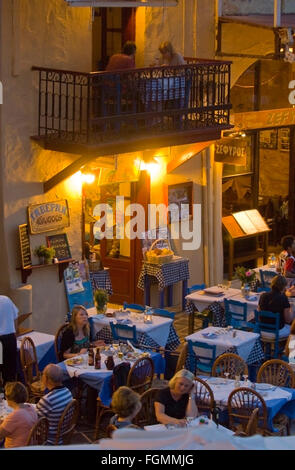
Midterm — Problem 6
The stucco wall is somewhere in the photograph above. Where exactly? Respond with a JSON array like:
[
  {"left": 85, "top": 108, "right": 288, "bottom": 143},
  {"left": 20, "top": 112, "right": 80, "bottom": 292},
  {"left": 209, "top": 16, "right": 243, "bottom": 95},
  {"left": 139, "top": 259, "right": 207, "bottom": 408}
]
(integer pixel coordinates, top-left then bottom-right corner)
[
  {"left": 223, "top": 0, "right": 295, "bottom": 15},
  {"left": 0, "top": 0, "right": 92, "bottom": 333}
]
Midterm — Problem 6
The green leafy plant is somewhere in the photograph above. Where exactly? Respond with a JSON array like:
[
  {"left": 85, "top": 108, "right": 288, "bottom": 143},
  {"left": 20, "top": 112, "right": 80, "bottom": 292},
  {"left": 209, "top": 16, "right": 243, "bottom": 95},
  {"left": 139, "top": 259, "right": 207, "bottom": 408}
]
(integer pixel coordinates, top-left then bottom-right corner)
[
  {"left": 234, "top": 266, "right": 256, "bottom": 285},
  {"left": 94, "top": 289, "right": 109, "bottom": 311},
  {"left": 34, "top": 245, "right": 55, "bottom": 260}
]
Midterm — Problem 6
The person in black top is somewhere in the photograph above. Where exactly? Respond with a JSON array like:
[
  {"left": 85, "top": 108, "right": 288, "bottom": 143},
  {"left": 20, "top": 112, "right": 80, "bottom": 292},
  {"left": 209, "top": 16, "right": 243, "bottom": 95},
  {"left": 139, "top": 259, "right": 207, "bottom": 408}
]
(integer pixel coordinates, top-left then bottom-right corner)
[
  {"left": 154, "top": 369, "right": 198, "bottom": 427},
  {"left": 258, "top": 275, "right": 293, "bottom": 338},
  {"left": 60, "top": 305, "right": 104, "bottom": 361}
]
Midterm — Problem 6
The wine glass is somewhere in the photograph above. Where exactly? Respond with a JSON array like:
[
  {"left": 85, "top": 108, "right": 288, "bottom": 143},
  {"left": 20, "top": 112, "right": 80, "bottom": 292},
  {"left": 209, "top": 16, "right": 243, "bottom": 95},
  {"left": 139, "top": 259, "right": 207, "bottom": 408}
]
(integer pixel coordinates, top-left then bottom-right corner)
[
  {"left": 243, "top": 374, "right": 248, "bottom": 386},
  {"left": 224, "top": 372, "right": 230, "bottom": 381}
]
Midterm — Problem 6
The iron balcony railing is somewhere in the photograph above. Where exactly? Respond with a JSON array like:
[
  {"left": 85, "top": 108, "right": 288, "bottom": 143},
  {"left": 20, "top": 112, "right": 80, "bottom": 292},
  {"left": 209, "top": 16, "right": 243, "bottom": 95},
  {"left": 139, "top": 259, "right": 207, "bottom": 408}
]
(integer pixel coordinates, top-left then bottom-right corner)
[{"left": 32, "top": 60, "right": 232, "bottom": 146}]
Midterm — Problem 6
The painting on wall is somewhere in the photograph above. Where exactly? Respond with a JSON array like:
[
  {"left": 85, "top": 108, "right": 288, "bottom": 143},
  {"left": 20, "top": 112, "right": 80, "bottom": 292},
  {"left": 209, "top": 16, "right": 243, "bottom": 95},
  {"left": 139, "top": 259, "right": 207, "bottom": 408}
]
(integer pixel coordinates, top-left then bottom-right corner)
[
  {"left": 278, "top": 128, "right": 290, "bottom": 152},
  {"left": 259, "top": 129, "right": 278, "bottom": 150}
]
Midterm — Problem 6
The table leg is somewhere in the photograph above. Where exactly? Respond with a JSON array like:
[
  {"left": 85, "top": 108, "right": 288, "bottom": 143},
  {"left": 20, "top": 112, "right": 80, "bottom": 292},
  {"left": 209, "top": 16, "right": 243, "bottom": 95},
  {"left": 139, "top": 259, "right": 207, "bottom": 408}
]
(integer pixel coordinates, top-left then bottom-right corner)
[
  {"left": 182, "top": 280, "right": 188, "bottom": 311},
  {"left": 188, "top": 312, "right": 194, "bottom": 335},
  {"left": 167, "top": 285, "right": 173, "bottom": 307},
  {"left": 159, "top": 289, "right": 165, "bottom": 308},
  {"left": 145, "top": 275, "right": 151, "bottom": 306}
]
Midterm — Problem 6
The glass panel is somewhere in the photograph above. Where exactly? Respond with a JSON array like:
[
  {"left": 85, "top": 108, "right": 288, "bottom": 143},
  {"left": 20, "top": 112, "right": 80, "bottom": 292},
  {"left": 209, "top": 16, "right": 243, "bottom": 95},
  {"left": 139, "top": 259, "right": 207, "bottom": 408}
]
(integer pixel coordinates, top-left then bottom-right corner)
[
  {"left": 222, "top": 135, "right": 253, "bottom": 177},
  {"left": 222, "top": 175, "right": 253, "bottom": 216}
]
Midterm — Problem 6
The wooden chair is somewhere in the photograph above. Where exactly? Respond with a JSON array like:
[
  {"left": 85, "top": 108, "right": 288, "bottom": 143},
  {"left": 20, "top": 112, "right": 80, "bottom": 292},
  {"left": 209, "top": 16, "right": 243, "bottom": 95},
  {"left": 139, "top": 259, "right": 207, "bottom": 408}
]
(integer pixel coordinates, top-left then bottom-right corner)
[
  {"left": 224, "top": 299, "right": 251, "bottom": 330},
  {"left": 54, "top": 322, "right": 69, "bottom": 362},
  {"left": 19, "top": 336, "right": 44, "bottom": 402},
  {"left": 54, "top": 399, "right": 79, "bottom": 445},
  {"left": 26, "top": 417, "right": 49, "bottom": 446},
  {"left": 127, "top": 357, "right": 154, "bottom": 394},
  {"left": 94, "top": 399, "right": 115, "bottom": 440},
  {"left": 255, "top": 310, "right": 288, "bottom": 359},
  {"left": 233, "top": 407, "right": 259, "bottom": 437},
  {"left": 257, "top": 359, "right": 295, "bottom": 388},
  {"left": 187, "top": 284, "right": 208, "bottom": 329},
  {"left": 135, "top": 387, "right": 162, "bottom": 427},
  {"left": 194, "top": 377, "right": 215, "bottom": 416},
  {"left": 106, "top": 423, "right": 117, "bottom": 438},
  {"left": 187, "top": 340, "right": 216, "bottom": 374},
  {"left": 123, "top": 302, "right": 145, "bottom": 312},
  {"left": 152, "top": 343, "right": 188, "bottom": 389},
  {"left": 260, "top": 270, "right": 277, "bottom": 290},
  {"left": 152, "top": 308, "right": 175, "bottom": 320},
  {"left": 110, "top": 321, "right": 137, "bottom": 344},
  {"left": 228, "top": 387, "right": 268, "bottom": 435},
  {"left": 175, "top": 342, "right": 188, "bottom": 373},
  {"left": 212, "top": 353, "right": 248, "bottom": 380}
]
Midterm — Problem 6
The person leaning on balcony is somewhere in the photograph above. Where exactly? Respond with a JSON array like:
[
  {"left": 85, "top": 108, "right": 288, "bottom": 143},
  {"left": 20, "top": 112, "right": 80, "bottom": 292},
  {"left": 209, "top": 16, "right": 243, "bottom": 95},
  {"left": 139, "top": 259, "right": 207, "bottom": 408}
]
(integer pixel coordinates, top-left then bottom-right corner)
[
  {"left": 106, "top": 41, "right": 137, "bottom": 72},
  {"left": 158, "top": 41, "right": 186, "bottom": 66}
]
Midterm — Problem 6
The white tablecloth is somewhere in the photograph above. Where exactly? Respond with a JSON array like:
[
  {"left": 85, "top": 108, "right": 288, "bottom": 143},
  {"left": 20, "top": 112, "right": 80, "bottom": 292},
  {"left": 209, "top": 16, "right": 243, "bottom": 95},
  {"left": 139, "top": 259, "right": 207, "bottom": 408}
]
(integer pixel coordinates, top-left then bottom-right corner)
[
  {"left": 186, "top": 326, "right": 259, "bottom": 362},
  {"left": 89, "top": 308, "right": 173, "bottom": 348},
  {"left": 17, "top": 331, "right": 55, "bottom": 364},
  {"left": 185, "top": 288, "right": 241, "bottom": 313}
]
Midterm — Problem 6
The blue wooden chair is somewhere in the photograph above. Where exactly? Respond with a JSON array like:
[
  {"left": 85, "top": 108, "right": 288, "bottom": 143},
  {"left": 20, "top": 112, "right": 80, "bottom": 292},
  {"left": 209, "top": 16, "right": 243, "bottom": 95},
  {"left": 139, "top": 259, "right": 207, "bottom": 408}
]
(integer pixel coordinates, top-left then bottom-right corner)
[
  {"left": 152, "top": 308, "right": 175, "bottom": 320},
  {"left": 254, "top": 310, "right": 287, "bottom": 359},
  {"left": 187, "top": 284, "right": 209, "bottom": 329},
  {"left": 123, "top": 302, "right": 145, "bottom": 312},
  {"left": 259, "top": 270, "right": 277, "bottom": 292},
  {"left": 110, "top": 322, "right": 137, "bottom": 344},
  {"left": 188, "top": 340, "right": 216, "bottom": 374},
  {"left": 224, "top": 299, "right": 254, "bottom": 330}
]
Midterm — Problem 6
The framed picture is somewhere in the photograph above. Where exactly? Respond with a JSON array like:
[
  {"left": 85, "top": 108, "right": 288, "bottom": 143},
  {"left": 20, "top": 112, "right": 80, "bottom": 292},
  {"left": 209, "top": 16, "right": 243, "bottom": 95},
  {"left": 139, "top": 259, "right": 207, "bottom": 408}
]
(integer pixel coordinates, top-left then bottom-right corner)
[
  {"left": 278, "top": 128, "right": 290, "bottom": 152},
  {"left": 259, "top": 129, "right": 278, "bottom": 149},
  {"left": 46, "top": 233, "right": 72, "bottom": 260},
  {"left": 168, "top": 182, "right": 193, "bottom": 223}
]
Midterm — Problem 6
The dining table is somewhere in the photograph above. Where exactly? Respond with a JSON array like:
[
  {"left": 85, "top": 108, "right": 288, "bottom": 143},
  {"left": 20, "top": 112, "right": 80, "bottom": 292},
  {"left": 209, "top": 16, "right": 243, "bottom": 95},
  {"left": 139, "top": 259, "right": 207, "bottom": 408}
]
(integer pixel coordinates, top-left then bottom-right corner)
[{"left": 87, "top": 307, "right": 180, "bottom": 351}]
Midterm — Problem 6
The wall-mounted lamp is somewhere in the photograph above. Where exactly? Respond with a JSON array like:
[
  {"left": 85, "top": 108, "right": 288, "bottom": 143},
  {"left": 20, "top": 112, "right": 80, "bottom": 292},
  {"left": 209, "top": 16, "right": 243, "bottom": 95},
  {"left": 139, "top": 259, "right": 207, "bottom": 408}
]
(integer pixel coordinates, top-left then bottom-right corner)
[{"left": 140, "top": 155, "right": 161, "bottom": 178}]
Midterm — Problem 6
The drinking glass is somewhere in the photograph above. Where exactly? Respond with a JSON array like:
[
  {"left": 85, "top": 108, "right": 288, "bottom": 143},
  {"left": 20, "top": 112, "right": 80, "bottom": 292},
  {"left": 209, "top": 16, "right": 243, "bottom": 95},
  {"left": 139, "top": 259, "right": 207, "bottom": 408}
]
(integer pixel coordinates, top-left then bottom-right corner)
[
  {"left": 186, "top": 416, "right": 195, "bottom": 427},
  {"left": 224, "top": 372, "right": 230, "bottom": 381},
  {"left": 242, "top": 374, "right": 248, "bottom": 385}
]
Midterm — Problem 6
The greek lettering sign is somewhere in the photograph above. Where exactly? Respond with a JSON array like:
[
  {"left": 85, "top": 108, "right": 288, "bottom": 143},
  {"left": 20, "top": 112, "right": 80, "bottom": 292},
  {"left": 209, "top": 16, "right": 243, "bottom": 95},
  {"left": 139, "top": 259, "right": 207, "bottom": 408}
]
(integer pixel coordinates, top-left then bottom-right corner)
[
  {"left": 28, "top": 200, "right": 70, "bottom": 234},
  {"left": 215, "top": 138, "right": 249, "bottom": 165}
]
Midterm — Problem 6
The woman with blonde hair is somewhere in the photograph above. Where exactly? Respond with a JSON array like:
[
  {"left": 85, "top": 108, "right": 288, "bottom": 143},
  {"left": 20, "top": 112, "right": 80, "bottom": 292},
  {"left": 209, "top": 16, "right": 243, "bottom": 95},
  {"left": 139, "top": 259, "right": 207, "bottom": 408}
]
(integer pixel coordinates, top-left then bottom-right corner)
[
  {"left": 154, "top": 369, "right": 198, "bottom": 427},
  {"left": 60, "top": 305, "right": 103, "bottom": 360},
  {"left": 110, "top": 386, "right": 142, "bottom": 429},
  {"left": 158, "top": 41, "right": 185, "bottom": 66}
]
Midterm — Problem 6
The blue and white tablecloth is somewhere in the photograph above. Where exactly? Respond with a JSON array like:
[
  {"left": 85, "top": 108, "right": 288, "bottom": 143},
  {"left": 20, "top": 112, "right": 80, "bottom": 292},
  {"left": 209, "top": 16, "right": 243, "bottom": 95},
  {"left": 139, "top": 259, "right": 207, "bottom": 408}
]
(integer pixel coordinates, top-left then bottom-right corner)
[
  {"left": 137, "top": 259, "right": 190, "bottom": 291},
  {"left": 90, "top": 269, "right": 113, "bottom": 296},
  {"left": 17, "top": 331, "right": 56, "bottom": 371}
]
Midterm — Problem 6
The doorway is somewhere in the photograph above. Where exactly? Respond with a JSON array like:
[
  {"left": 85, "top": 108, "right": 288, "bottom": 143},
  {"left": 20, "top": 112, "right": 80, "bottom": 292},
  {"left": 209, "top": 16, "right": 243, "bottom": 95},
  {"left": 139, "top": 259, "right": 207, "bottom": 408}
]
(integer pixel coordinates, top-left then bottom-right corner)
[{"left": 92, "top": 7, "right": 136, "bottom": 71}]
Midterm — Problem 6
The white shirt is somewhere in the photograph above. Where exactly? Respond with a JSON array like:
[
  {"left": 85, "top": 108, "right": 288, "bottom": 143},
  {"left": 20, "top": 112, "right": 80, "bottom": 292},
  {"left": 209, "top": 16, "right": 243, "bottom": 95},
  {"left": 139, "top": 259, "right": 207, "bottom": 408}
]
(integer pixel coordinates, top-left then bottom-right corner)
[{"left": 0, "top": 296, "right": 19, "bottom": 335}]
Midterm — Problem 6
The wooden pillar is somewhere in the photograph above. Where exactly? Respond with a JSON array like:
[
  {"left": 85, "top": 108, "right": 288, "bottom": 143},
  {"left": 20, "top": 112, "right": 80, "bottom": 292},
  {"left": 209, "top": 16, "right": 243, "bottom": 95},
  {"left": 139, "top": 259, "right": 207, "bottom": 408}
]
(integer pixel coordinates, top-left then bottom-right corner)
[{"left": 289, "top": 127, "right": 295, "bottom": 234}]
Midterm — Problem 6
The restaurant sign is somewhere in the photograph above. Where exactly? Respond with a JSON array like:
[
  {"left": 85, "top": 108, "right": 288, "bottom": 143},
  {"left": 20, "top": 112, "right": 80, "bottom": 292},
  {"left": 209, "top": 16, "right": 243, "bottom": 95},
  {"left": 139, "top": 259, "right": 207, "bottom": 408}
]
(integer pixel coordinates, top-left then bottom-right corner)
[
  {"left": 214, "top": 137, "right": 249, "bottom": 165},
  {"left": 28, "top": 199, "right": 70, "bottom": 234}
]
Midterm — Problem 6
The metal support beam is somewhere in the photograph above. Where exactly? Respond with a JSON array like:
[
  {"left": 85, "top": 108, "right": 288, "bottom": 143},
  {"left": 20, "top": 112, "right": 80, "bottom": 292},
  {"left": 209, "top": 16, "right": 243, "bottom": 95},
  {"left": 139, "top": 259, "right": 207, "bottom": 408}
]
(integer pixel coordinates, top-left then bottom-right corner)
[{"left": 274, "top": 0, "right": 281, "bottom": 27}]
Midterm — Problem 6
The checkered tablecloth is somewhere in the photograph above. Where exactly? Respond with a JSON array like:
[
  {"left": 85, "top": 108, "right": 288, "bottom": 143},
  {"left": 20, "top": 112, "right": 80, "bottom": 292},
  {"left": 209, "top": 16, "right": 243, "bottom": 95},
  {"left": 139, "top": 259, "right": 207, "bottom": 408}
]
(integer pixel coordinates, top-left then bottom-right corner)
[
  {"left": 137, "top": 259, "right": 190, "bottom": 291},
  {"left": 185, "top": 299, "right": 227, "bottom": 327},
  {"left": 90, "top": 270, "right": 113, "bottom": 296},
  {"left": 94, "top": 323, "right": 180, "bottom": 351}
]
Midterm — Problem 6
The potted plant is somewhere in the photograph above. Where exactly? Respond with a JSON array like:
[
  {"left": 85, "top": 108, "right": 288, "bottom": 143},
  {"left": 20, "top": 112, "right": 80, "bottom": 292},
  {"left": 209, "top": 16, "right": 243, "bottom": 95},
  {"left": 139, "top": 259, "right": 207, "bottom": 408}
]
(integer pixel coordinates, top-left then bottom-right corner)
[
  {"left": 234, "top": 266, "right": 256, "bottom": 297},
  {"left": 34, "top": 245, "right": 56, "bottom": 265},
  {"left": 94, "top": 289, "right": 109, "bottom": 314}
]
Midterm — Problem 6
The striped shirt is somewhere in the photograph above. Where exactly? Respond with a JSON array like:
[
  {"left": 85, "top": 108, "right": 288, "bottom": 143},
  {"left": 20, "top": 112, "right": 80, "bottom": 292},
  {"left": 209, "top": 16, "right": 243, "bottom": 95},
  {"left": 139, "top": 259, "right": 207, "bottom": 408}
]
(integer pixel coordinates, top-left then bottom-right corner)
[{"left": 36, "top": 386, "right": 73, "bottom": 445}]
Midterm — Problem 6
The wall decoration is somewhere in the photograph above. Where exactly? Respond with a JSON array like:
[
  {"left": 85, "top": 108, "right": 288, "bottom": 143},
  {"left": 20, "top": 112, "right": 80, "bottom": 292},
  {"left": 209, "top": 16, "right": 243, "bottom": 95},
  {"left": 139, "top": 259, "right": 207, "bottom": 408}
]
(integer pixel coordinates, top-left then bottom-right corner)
[
  {"left": 46, "top": 233, "right": 72, "bottom": 260},
  {"left": 278, "top": 128, "right": 290, "bottom": 152},
  {"left": 168, "top": 182, "right": 193, "bottom": 223},
  {"left": 259, "top": 129, "right": 278, "bottom": 149},
  {"left": 18, "top": 224, "right": 32, "bottom": 269},
  {"left": 28, "top": 199, "right": 70, "bottom": 234}
]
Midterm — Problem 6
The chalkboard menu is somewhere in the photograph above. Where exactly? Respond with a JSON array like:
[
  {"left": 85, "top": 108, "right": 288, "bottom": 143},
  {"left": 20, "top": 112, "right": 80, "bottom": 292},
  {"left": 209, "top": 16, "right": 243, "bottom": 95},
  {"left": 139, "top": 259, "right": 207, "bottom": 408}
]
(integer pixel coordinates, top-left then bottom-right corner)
[
  {"left": 18, "top": 224, "right": 32, "bottom": 268},
  {"left": 46, "top": 233, "right": 72, "bottom": 261}
]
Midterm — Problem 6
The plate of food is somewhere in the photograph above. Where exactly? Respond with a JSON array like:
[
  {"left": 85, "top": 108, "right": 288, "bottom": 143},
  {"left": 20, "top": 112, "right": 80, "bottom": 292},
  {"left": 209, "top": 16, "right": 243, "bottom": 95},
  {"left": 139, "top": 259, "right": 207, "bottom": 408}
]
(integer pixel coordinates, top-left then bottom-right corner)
[
  {"left": 255, "top": 383, "right": 275, "bottom": 392},
  {"left": 66, "top": 357, "right": 83, "bottom": 366}
]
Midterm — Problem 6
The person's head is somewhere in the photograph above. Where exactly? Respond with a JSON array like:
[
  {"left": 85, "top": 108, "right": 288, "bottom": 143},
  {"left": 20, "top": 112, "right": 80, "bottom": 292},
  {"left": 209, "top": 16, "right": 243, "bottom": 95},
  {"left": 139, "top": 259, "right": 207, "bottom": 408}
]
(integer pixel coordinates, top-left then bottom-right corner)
[
  {"left": 168, "top": 369, "right": 194, "bottom": 395},
  {"left": 111, "top": 386, "right": 141, "bottom": 420},
  {"left": 123, "top": 41, "right": 136, "bottom": 58},
  {"left": 282, "top": 235, "right": 295, "bottom": 253},
  {"left": 159, "top": 41, "right": 175, "bottom": 61},
  {"left": 271, "top": 275, "right": 287, "bottom": 293},
  {"left": 42, "top": 364, "right": 63, "bottom": 390},
  {"left": 70, "top": 305, "right": 90, "bottom": 336},
  {"left": 5, "top": 382, "right": 28, "bottom": 406}
]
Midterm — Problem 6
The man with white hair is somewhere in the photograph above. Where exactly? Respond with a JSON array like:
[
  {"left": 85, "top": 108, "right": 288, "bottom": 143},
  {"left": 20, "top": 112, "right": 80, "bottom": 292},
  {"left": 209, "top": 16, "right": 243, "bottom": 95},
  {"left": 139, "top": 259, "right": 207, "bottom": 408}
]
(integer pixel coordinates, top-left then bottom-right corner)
[{"left": 36, "top": 364, "right": 72, "bottom": 445}]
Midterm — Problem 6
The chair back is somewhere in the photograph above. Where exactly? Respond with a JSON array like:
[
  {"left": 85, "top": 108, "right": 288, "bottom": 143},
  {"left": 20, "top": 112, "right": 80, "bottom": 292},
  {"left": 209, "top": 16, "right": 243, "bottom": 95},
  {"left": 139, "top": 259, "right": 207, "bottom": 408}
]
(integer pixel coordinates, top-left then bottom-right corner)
[
  {"left": 152, "top": 308, "right": 175, "bottom": 319},
  {"left": 54, "top": 323, "right": 69, "bottom": 362},
  {"left": 20, "top": 336, "right": 41, "bottom": 386},
  {"left": 224, "top": 299, "right": 247, "bottom": 326},
  {"left": 260, "top": 270, "right": 277, "bottom": 289},
  {"left": 228, "top": 387, "right": 268, "bottom": 433},
  {"left": 175, "top": 342, "right": 188, "bottom": 373},
  {"left": 106, "top": 423, "right": 118, "bottom": 438},
  {"left": 95, "top": 409, "right": 116, "bottom": 440},
  {"left": 111, "top": 362, "right": 131, "bottom": 392},
  {"left": 187, "top": 284, "right": 206, "bottom": 295},
  {"left": 187, "top": 340, "right": 216, "bottom": 374},
  {"left": 212, "top": 353, "right": 248, "bottom": 379},
  {"left": 54, "top": 399, "right": 79, "bottom": 445},
  {"left": 110, "top": 321, "right": 137, "bottom": 344},
  {"left": 127, "top": 357, "right": 154, "bottom": 394},
  {"left": 194, "top": 377, "right": 215, "bottom": 416},
  {"left": 135, "top": 387, "right": 162, "bottom": 427},
  {"left": 257, "top": 359, "right": 295, "bottom": 388},
  {"left": 123, "top": 302, "right": 145, "bottom": 312},
  {"left": 26, "top": 417, "right": 49, "bottom": 446},
  {"left": 254, "top": 309, "right": 281, "bottom": 358},
  {"left": 234, "top": 407, "right": 259, "bottom": 437}
]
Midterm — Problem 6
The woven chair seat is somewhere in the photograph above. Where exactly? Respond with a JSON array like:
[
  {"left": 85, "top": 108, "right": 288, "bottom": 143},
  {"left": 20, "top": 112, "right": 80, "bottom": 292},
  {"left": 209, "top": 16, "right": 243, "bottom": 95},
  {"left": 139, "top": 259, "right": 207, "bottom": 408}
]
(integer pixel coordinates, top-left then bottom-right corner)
[{"left": 30, "top": 379, "right": 43, "bottom": 394}]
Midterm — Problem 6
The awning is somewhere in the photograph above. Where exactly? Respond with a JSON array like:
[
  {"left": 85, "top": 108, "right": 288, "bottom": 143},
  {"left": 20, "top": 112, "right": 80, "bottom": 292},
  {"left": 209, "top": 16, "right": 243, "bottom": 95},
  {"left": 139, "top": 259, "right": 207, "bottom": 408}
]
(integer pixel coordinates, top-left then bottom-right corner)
[{"left": 65, "top": 0, "right": 178, "bottom": 7}]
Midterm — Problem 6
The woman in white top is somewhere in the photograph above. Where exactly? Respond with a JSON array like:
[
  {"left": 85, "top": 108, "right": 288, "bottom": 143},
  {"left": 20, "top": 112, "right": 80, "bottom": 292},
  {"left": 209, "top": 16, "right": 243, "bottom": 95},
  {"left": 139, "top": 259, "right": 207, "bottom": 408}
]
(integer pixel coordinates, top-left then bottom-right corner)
[
  {"left": 158, "top": 41, "right": 186, "bottom": 66},
  {"left": 0, "top": 296, "right": 18, "bottom": 384}
]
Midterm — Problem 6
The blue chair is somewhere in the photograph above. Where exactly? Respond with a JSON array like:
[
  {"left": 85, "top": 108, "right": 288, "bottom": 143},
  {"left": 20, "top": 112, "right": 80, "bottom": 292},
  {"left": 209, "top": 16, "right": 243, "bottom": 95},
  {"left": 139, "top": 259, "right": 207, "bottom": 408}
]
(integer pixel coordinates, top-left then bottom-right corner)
[
  {"left": 152, "top": 308, "right": 175, "bottom": 320},
  {"left": 224, "top": 299, "right": 253, "bottom": 330},
  {"left": 259, "top": 270, "right": 277, "bottom": 291},
  {"left": 187, "top": 284, "right": 206, "bottom": 295},
  {"left": 186, "top": 284, "right": 209, "bottom": 329},
  {"left": 254, "top": 310, "right": 286, "bottom": 359},
  {"left": 123, "top": 302, "right": 145, "bottom": 312},
  {"left": 110, "top": 322, "right": 137, "bottom": 344},
  {"left": 187, "top": 340, "right": 216, "bottom": 374}
]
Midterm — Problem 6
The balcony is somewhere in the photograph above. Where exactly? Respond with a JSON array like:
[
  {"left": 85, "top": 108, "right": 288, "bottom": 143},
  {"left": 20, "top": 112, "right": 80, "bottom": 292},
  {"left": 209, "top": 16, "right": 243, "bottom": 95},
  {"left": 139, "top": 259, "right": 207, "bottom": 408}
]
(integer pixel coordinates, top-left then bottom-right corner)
[{"left": 31, "top": 60, "right": 232, "bottom": 157}]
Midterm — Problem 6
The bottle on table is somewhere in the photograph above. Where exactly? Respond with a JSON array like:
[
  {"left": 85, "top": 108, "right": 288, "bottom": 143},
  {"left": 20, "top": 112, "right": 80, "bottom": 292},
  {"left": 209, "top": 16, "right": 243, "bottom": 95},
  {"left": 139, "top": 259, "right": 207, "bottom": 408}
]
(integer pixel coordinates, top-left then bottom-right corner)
[
  {"left": 88, "top": 348, "right": 94, "bottom": 367},
  {"left": 95, "top": 348, "right": 101, "bottom": 369},
  {"left": 105, "top": 354, "right": 115, "bottom": 370}
]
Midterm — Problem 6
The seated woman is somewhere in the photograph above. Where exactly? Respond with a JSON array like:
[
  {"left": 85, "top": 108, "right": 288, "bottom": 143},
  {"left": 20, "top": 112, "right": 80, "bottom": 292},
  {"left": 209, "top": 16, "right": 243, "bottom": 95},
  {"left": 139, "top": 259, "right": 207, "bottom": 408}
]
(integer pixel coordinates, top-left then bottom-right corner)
[
  {"left": 158, "top": 41, "right": 185, "bottom": 66},
  {"left": 109, "top": 386, "right": 142, "bottom": 430},
  {"left": 154, "top": 369, "right": 198, "bottom": 427},
  {"left": 0, "top": 382, "right": 38, "bottom": 448},
  {"left": 258, "top": 275, "right": 293, "bottom": 338},
  {"left": 60, "top": 305, "right": 103, "bottom": 360}
]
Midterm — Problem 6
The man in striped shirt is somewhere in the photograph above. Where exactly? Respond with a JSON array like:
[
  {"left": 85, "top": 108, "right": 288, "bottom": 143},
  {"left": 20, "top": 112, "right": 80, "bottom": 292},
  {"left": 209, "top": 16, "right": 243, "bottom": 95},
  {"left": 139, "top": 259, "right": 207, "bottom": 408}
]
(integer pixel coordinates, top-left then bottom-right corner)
[{"left": 36, "top": 364, "right": 73, "bottom": 445}]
